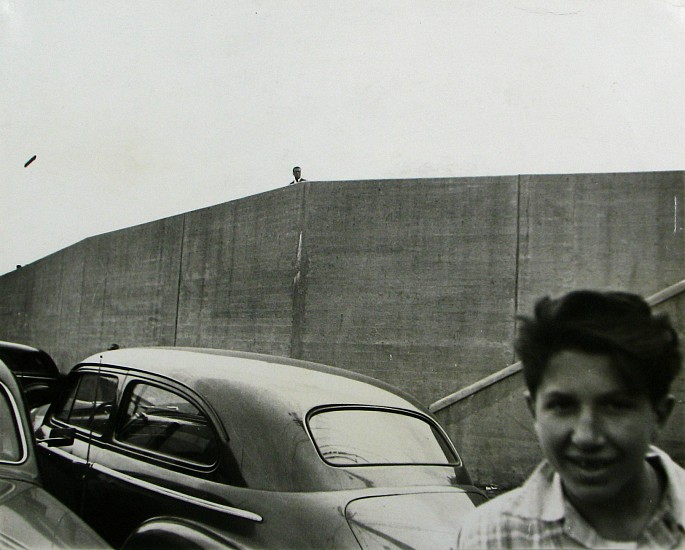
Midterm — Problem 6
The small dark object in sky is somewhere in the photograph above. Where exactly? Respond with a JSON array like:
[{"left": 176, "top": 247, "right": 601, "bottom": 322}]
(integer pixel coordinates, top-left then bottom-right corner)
[{"left": 24, "top": 155, "right": 36, "bottom": 167}]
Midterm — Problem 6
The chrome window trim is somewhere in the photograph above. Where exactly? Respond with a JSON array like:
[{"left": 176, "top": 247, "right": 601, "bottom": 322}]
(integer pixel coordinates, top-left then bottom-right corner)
[
  {"left": 112, "top": 438, "right": 219, "bottom": 473},
  {"left": 305, "top": 404, "right": 463, "bottom": 468},
  {"left": 0, "top": 381, "right": 28, "bottom": 464},
  {"left": 114, "top": 380, "right": 220, "bottom": 470},
  {"left": 13, "top": 374, "right": 57, "bottom": 381}
]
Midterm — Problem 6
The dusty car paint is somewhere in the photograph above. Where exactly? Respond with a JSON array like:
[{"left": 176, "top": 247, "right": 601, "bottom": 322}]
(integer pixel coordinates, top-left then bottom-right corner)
[{"left": 36, "top": 347, "right": 485, "bottom": 549}]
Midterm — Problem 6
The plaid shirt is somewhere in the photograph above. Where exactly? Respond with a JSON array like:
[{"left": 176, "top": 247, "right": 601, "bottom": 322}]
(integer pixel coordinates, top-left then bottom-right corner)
[{"left": 456, "top": 447, "right": 685, "bottom": 549}]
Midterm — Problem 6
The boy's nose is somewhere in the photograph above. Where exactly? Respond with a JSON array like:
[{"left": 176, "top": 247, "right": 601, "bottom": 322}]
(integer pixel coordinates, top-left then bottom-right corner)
[{"left": 570, "top": 408, "right": 605, "bottom": 448}]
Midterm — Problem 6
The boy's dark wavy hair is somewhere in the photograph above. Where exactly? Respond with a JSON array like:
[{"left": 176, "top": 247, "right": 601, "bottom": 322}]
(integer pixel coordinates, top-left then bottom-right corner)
[{"left": 514, "top": 290, "right": 682, "bottom": 404}]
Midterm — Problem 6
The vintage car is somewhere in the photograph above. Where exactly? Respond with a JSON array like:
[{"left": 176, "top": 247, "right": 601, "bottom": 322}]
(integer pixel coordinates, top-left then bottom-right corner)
[
  {"left": 0, "top": 340, "right": 62, "bottom": 410},
  {"left": 35, "top": 347, "right": 485, "bottom": 549},
  {"left": 0, "top": 357, "right": 109, "bottom": 549}
]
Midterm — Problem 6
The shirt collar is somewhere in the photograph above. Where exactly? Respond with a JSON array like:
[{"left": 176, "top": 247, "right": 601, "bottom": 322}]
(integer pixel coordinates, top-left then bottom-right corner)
[
  {"left": 511, "top": 446, "right": 685, "bottom": 530},
  {"left": 509, "top": 460, "right": 565, "bottom": 521},
  {"left": 647, "top": 446, "right": 685, "bottom": 529}
]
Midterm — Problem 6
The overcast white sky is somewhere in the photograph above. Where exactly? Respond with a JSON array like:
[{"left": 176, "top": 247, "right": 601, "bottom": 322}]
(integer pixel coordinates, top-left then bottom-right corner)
[{"left": 2, "top": 0, "right": 685, "bottom": 276}]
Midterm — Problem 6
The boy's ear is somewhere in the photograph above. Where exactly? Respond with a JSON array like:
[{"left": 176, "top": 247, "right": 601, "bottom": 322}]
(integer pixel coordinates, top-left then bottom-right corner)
[
  {"left": 654, "top": 395, "right": 675, "bottom": 428},
  {"left": 524, "top": 391, "right": 536, "bottom": 419}
]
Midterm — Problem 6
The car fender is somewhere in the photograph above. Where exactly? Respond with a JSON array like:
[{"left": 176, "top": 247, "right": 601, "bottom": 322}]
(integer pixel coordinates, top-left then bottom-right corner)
[{"left": 122, "top": 516, "right": 247, "bottom": 550}]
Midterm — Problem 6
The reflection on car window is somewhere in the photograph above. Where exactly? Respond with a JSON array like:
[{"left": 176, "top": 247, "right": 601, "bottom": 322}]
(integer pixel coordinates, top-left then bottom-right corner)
[
  {"left": 0, "top": 384, "right": 23, "bottom": 462},
  {"left": 308, "top": 408, "right": 459, "bottom": 466},
  {"left": 117, "top": 383, "right": 218, "bottom": 466},
  {"left": 54, "top": 373, "right": 118, "bottom": 435}
]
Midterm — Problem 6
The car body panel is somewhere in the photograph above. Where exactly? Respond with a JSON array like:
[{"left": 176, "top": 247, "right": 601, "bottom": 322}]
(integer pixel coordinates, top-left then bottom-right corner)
[
  {"left": 123, "top": 517, "right": 246, "bottom": 550},
  {"left": 36, "top": 347, "right": 483, "bottom": 548},
  {"left": 0, "top": 479, "right": 108, "bottom": 549},
  {"left": 346, "top": 491, "right": 483, "bottom": 549}
]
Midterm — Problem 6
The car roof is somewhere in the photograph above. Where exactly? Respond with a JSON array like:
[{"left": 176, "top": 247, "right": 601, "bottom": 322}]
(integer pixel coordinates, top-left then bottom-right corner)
[
  {"left": 78, "top": 347, "right": 425, "bottom": 414},
  {"left": 0, "top": 340, "right": 41, "bottom": 353},
  {"left": 73, "top": 347, "right": 466, "bottom": 493}
]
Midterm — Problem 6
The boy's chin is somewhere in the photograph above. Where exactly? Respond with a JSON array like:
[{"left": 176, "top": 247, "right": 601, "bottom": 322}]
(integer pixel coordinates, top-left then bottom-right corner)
[{"left": 561, "top": 474, "right": 625, "bottom": 507}]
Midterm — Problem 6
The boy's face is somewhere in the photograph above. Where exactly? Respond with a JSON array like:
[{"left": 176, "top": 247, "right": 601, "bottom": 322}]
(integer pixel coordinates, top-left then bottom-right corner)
[{"left": 527, "top": 350, "right": 672, "bottom": 507}]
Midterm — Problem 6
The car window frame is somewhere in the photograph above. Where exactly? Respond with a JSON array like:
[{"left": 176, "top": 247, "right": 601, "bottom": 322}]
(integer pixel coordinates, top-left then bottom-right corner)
[
  {"left": 305, "top": 404, "right": 463, "bottom": 468},
  {"left": 113, "top": 379, "right": 221, "bottom": 469},
  {"left": 50, "top": 368, "right": 121, "bottom": 440},
  {"left": 0, "top": 381, "right": 28, "bottom": 465}
]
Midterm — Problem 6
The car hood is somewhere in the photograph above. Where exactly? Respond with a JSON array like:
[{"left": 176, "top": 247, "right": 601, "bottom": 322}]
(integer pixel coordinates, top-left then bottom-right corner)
[
  {"left": 345, "top": 489, "right": 482, "bottom": 550},
  {"left": 0, "top": 478, "right": 110, "bottom": 549}
]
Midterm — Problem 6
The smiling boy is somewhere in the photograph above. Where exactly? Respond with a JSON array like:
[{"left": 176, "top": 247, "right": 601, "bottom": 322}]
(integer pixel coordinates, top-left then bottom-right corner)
[{"left": 456, "top": 290, "right": 685, "bottom": 549}]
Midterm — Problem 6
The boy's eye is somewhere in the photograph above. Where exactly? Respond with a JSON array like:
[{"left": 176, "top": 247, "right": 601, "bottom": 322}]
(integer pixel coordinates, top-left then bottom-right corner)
[
  {"left": 602, "top": 398, "right": 636, "bottom": 412},
  {"left": 544, "top": 397, "right": 575, "bottom": 412}
]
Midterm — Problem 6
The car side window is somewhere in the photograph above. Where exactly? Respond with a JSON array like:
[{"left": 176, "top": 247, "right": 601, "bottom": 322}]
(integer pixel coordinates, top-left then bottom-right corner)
[
  {"left": 53, "top": 373, "right": 118, "bottom": 435},
  {"left": 116, "top": 382, "right": 218, "bottom": 466}
]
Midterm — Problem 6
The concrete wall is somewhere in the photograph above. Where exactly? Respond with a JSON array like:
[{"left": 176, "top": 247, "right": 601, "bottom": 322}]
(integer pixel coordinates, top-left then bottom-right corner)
[
  {"left": 1, "top": 218, "right": 184, "bottom": 369},
  {"left": 1, "top": 170, "right": 683, "bottom": 487}
]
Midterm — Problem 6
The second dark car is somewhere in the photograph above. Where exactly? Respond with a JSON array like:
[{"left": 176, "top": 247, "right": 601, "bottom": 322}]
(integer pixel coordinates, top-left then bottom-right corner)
[{"left": 0, "top": 340, "right": 62, "bottom": 410}]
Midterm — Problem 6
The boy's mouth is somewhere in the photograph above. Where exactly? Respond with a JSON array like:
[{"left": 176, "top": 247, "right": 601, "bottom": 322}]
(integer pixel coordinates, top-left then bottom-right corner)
[{"left": 565, "top": 455, "right": 615, "bottom": 478}]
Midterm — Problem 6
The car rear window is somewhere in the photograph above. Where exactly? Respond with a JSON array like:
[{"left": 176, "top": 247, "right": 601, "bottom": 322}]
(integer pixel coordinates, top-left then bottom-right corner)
[
  {"left": 307, "top": 407, "right": 460, "bottom": 466},
  {"left": 0, "top": 383, "right": 25, "bottom": 463},
  {"left": 116, "top": 382, "right": 218, "bottom": 466}
]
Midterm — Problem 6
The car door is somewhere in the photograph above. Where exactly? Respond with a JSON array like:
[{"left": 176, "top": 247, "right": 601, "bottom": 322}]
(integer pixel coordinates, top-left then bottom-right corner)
[
  {"left": 80, "top": 376, "right": 248, "bottom": 548},
  {"left": 36, "top": 368, "right": 121, "bottom": 515}
]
